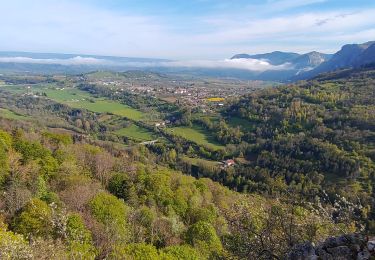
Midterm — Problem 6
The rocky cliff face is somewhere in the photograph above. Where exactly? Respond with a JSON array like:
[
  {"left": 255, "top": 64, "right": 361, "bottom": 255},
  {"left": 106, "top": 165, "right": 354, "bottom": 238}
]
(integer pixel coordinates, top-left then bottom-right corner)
[{"left": 286, "top": 234, "right": 375, "bottom": 260}]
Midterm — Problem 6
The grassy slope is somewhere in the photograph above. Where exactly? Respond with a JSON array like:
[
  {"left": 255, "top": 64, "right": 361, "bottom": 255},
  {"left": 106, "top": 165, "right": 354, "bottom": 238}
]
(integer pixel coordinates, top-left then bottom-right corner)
[
  {"left": 2, "top": 85, "right": 145, "bottom": 121},
  {"left": 44, "top": 88, "right": 144, "bottom": 120},
  {"left": 115, "top": 124, "right": 154, "bottom": 141},
  {"left": 168, "top": 124, "right": 224, "bottom": 150},
  {"left": 227, "top": 116, "right": 255, "bottom": 131},
  {"left": 181, "top": 155, "right": 221, "bottom": 167},
  {"left": 0, "top": 108, "right": 29, "bottom": 120}
]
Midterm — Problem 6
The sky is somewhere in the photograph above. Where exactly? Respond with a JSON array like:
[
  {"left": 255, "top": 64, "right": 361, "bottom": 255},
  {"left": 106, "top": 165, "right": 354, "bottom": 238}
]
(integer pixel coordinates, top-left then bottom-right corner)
[{"left": 0, "top": 0, "right": 375, "bottom": 60}]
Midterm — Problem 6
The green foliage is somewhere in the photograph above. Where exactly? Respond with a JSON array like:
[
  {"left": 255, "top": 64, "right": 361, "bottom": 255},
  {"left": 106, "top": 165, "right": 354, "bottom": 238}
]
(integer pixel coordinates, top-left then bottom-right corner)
[
  {"left": 110, "top": 243, "right": 160, "bottom": 260},
  {"left": 12, "top": 198, "right": 53, "bottom": 238},
  {"left": 38, "top": 154, "right": 59, "bottom": 178},
  {"left": 66, "top": 213, "right": 97, "bottom": 259},
  {"left": 0, "top": 147, "right": 9, "bottom": 185},
  {"left": 187, "top": 206, "right": 217, "bottom": 224},
  {"left": 35, "top": 175, "right": 48, "bottom": 199},
  {"left": 161, "top": 245, "right": 201, "bottom": 260},
  {"left": 13, "top": 138, "right": 49, "bottom": 163},
  {"left": 42, "top": 131, "right": 73, "bottom": 146},
  {"left": 12, "top": 133, "right": 58, "bottom": 178},
  {"left": 0, "top": 130, "right": 12, "bottom": 184},
  {"left": 185, "top": 221, "right": 222, "bottom": 257},
  {"left": 89, "top": 192, "right": 129, "bottom": 242},
  {"left": 0, "top": 67, "right": 374, "bottom": 259},
  {"left": 0, "top": 129, "right": 12, "bottom": 148},
  {"left": 0, "top": 222, "right": 32, "bottom": 259},
  {"left": 108, "top": 173, "right": 137, "bottom": 204}
]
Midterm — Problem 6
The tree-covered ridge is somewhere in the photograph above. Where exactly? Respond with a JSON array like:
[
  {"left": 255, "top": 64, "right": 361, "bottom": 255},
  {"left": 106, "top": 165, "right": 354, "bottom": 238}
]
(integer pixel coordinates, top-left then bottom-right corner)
[
  {"left": 165, "top": 68, "right": 374, "bottom": 235},
  {"left": 208, "top": 67, "right": 375, "bottom": 221},
  {"left": 0, "top": 123, "right": 354, "bottom": 259}
]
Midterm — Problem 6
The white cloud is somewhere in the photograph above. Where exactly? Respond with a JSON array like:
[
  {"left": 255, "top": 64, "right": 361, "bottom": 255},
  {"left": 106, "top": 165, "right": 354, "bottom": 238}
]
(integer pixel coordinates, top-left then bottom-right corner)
[
  {"left": 0, "top": 56, "right": 111, "bottom": 66},
  {"left": 159, "top": 59, "right": 291, "bottom": 71},
  {"left": 0, "top": 0, "right": 374, "bottom": 59},
  {"left": 0, "top": 56, "right": 291, "bottom": 72}
]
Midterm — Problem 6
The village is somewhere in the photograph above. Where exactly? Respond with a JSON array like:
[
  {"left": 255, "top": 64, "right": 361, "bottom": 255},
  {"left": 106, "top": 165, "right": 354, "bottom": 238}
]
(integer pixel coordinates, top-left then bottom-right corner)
[{"left": 84, "top": 72, "right": 264, "bottom": 110}]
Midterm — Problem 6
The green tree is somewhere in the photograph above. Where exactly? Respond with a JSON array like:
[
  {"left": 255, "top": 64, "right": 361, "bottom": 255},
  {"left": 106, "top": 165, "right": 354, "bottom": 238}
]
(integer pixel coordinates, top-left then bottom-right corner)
[
  {"left": 89, "top": 192, "right": 129, "bottom": 242},
  {"left": 0, "top": 221, "right": 32, "bottom": 259},
  {"left": 12, "top": 198, "right": 53, "bottom": 238},
  {"left": 66, "top": 213, "right": 97, "bottom": 259},
  {"left": 109, "top": 243, "right": 159, "bottom": 260},
  {"left": 185, "top": 221, "right": 222, "bottom": 258},
  {"left": 108, "top": 173, "right": 138, "bottom": 206},
  {"left": 162, "top": 245, "right": 201, "bottom": 260},
  {"left": 38, "top": 154, "right": 58, "bottom": 178},
  {"left": 0, "top": 130, "right": 11, "bottom": 185},
  {"left": 0, "top": 130, "right": 12, "bottom": 148}
]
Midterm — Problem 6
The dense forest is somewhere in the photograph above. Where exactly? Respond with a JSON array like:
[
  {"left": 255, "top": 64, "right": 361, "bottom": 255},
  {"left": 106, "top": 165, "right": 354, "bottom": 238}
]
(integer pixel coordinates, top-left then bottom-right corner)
[
  {"left": 184, "top": 67, "right": 375, "bottom": 230},
  {"left": 0, "top": 67, "right": 374, "bottom": 259},
  {"left": 0, "top": 118, "right": 359, "bottom": 259}
]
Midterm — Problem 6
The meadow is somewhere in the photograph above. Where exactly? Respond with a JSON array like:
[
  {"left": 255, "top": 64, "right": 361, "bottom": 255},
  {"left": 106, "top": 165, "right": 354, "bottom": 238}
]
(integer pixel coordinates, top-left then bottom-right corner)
[
  {"left": 115, "top": 124, "right": 154, "bottom": 141},
  {"left": 2, "top": 84, "right": 145, "bottom": 121},
  {"left": 168, "top": 124, "right": 224, "bottom": 150},
  {"left": 226, "top": 116, "right": 255, "bottom": 131},
  {"left": 0, "top": 108, "right": 29, "bottom": 120},
  {"left": 181, "top": 155, "right": 221, "bottom": 167}
]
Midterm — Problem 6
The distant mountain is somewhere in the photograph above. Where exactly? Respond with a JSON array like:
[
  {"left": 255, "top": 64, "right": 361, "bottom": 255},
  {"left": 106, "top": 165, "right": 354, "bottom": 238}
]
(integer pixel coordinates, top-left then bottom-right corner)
[
  {"left": 291, "top": 51, "right": 332, "bottom": 69},
  {"left": 353, "top": 42, "right": 375, "bottom": 67},
  {"left": 232, "top": 51, "right": 300, "bottom": 65},
  {"left": 231, "top": 51, "right": 331, "bottom": 72},
  {"left": 1, "top": 42, "right": 374, "bottom": 81},
  {"left": 296, "top": 41, "right": 375, "bottom": 79}
]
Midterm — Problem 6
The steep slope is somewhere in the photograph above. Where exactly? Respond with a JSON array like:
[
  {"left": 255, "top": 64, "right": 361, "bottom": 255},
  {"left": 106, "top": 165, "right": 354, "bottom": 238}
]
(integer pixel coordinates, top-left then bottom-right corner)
[
  {"left": 231, "top": 51, "right": 331, "bottom": 79},
  {"left": 232, "top": 51, "right": 300, "bottom": 65},
  {"left": 220, "top": 66, "right": 375, "bottom": 202},
  {"left": 297, "top": 41, "right": 375, "bottom": 79},
  {"left": 290, "top": 51, "right": 332, "bottom": 69},
  {"left": 353, "top": 42, "right": 375, "bottom": 67}
]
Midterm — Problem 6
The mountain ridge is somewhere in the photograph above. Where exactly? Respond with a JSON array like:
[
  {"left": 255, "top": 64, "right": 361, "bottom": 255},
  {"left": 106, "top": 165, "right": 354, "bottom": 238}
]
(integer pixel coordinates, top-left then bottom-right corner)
[
  {"left": 293, "top": 41, "right": 375, "bottom": 79},
  {"left": 0, "top": 41, "right": 374, "bottom": 81},
  {"left": 231, "top": 50, "right": 332, "bottom": 72}
]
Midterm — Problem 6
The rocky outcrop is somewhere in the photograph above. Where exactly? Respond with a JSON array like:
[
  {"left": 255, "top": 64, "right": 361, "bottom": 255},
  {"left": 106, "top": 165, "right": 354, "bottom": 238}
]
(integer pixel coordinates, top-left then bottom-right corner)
[{"left": 286, "top": 234, "right": 375, "bottom": 260}]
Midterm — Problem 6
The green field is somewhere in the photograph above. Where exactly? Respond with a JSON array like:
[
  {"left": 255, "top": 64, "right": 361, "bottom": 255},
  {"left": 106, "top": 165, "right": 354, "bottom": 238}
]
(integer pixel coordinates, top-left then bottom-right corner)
[
  {"left": 168, "top": 124, "right": 224, "bottom": 150},
  {"left": 181, "top": 156, "right": 220, "bottom": 167},
  {"left": 66, "top": 99, "right": 144, "bottom": 120},
  {"left": 42, "top": 87, "right": 91, "bottom": 101},
  {"left": 2, "top": 85, "right": 145, "bottom": 121},
  {"left": 115, "top": 124, "right": 154, "bottom": 141},
  {"left": 0, "top": 84, "right": 28, "bottom": 94},
  {"left": 227, "top": 116, "right": 254, "bottom": 131},
  {"left": 43, "top": 88, "right": 145, "bottom": 121},
  {"left": 0, "top": 108, "right": 29, "bottom": 120}
]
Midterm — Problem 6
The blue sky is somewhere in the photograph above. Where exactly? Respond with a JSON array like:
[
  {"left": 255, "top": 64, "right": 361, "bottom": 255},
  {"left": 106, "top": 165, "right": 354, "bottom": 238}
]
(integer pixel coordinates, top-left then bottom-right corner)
[{"left": 0, "top": 0, "right": 374, "bottom": 59}]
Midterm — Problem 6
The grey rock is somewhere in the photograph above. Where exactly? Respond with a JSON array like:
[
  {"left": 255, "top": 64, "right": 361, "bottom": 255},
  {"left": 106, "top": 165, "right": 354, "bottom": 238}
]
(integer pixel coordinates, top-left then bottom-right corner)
[
  {"left": 357, "top": 249, "right": 370, "bottom": 260},
  {"left": 326, "top": 246, "right": 352, "bottom": 258}
]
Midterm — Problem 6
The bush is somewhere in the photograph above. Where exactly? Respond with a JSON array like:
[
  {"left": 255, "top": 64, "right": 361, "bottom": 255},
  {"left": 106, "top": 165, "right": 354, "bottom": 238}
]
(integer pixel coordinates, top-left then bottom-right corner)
[
  {"left": 89, "top": 192, "right": 129, "bottom": 242},
  {"left": 66, "top": 213, "right": 97, "bottom": 259},
  {"left": 110, "top": 243, "right": 159, "bottom": 260},
  {"left": 12, "top": 198, "right": 53, "bottom": 238},
  {"left": 185, "top": 221, "right": 222, "bottom": 258},
  {"left": 162, "top": 245, "right": 201, "bottom": 260}
]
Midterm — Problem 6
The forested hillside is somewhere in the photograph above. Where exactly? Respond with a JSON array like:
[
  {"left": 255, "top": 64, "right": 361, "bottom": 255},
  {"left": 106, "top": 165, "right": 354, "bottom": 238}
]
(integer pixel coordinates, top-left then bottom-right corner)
[
  {"left": 220, "top": 67, "right": 375, "bottom": 195},
  {"left": 0, "top": 66, "right": 374, "bottom": 259},
  {"left": 186, "top": 67, "right": 375, "bottom": 231},
  {"left": 0, "top": 119, "right": 356, "bottom": 259}
]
